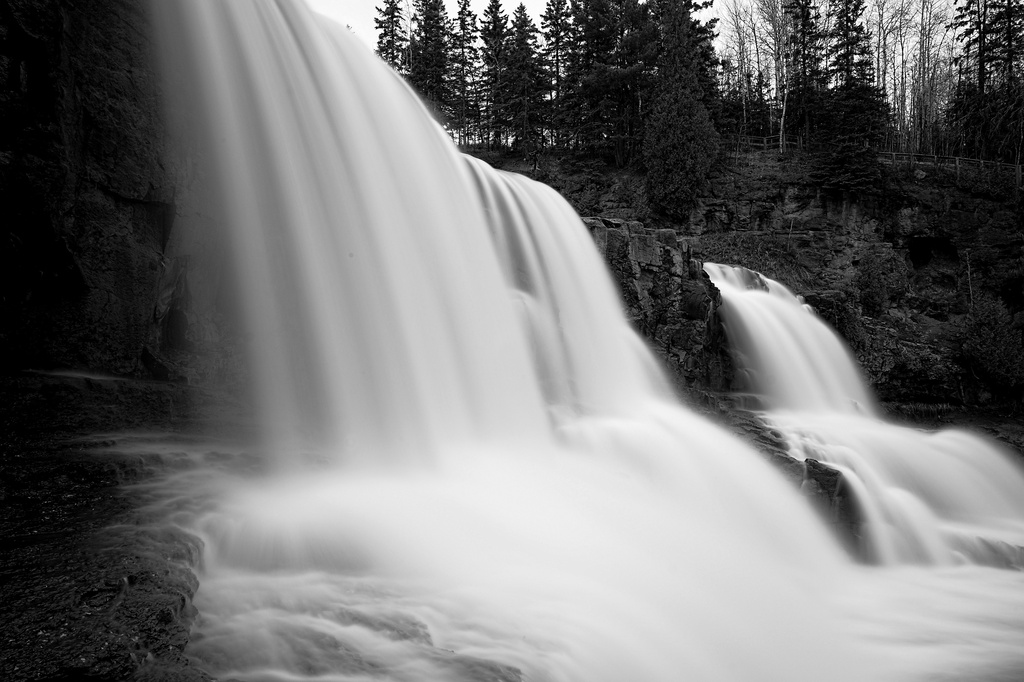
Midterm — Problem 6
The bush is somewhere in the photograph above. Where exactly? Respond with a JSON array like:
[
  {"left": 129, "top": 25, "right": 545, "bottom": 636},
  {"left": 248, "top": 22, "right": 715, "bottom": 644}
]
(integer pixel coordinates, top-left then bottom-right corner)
[
  {"left": 962, "top": 293, "right": 1024, "bottom": 395},
  {"left": 854, "top": 246, "right": 907, "bottom": 317}
]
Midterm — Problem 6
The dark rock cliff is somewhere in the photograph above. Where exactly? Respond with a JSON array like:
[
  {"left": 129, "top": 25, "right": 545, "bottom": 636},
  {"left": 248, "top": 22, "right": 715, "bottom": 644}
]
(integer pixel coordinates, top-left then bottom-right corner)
[
  {"left": 0, "top": 0, "right": 221, "bottom": 381},
  {"left": 505, "top": 151, "right": 1024, "bottom": 410},
  {"left": 582, "top": 216, "right": 731, "bottom": 393},
  {"left": 1, "top": 4, "right": 217, "bottom": 680},
  {"left": 2, "top": 0, "right": 240, "bottom": 394}
]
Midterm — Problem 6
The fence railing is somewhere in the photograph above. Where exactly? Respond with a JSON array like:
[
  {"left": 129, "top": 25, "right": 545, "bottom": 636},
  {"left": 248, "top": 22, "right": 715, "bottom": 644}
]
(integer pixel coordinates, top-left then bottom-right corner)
[
  {"left": 878, "top": 151, "right": 1023, "bottom": 188},
  {"left": 724, "top": 134, "right": 803, "bottom": 151},
  {"left": 724, "top": 134, "right": 1022, "bottom": 189}
]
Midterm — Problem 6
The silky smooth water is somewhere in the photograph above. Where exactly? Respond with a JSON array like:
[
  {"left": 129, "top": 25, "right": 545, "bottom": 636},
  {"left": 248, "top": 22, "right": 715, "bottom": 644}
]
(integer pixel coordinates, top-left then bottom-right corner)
[
  {"left": 149, "top": 1, "right": 1024, "bottom": 680},
  {"left": 706, "top": 263, "right": 1024, "bottom": 566}
]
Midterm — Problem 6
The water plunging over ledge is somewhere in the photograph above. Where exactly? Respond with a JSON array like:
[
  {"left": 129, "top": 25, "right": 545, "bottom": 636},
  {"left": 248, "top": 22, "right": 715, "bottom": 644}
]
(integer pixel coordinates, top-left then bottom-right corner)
[
  {"left": 147, "top": 1, "right": 1024, "bottom": 680},
  {"left": 706, "top": 262, "right": 1024, "bottom": 566}
]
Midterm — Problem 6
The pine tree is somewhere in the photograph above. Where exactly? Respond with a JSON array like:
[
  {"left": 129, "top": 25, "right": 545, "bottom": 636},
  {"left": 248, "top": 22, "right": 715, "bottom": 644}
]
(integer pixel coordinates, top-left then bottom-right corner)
[
  {"left": 989, "top": 0, "right": 1023, "bottom": 89},
  {"left": 816, "top": 0, "right": 888, "bottom": 193},
  {"left": 827, "top": 0, "right": 873, "bottom": 87},
  {"left": 409, "top": 0, "right": 451, "bottom": 117},
  {"left": 784, "top": 0, "right": 827, "bottom": 139},
  {"left": 375, "top": 0, "right": 409, "bottom": 73},
  {"left": 564, "top": 0, "right": 618, "bottom": 149},
  {"left": 541, "top": 0, "right": 573, "bottom": 145},
  {"left": 606, "top": 0, "right": 659, "bottom": 165},
  {"left": 451, "top": 0, "right": 481, "bottom": 145},
  {"left": 643, "top": 0, "right": 720, "bottom": 218},
  {"left": 480, "top": 0, "right": 511, "bottom": 147},
  {"left": 952, "top": 0, "right": 994, "bottom": 94},
  {"left": 948, "top": 0, "right": 1023, "bottom": 161},
  {"left": 507, "top": 4, "right": 547, "bottom": 156}
]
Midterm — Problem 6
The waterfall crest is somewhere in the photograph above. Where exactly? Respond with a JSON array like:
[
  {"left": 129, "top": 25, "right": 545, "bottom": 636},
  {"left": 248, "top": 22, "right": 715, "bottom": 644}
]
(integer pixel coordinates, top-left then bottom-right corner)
[{"left": 159, "top": 0, "right": 551, "bottom": 466}]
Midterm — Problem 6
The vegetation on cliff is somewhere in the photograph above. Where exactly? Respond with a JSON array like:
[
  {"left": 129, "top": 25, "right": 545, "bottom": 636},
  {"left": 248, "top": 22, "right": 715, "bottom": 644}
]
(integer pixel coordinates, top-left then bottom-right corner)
[{"left": 642, "top": 0, "right": 719, "bottom": 218}]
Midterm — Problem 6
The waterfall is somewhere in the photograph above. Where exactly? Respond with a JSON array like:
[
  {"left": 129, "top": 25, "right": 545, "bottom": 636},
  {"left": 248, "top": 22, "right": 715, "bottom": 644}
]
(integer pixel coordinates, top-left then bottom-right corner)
[
  {"left": 150, "top": 1, "right": 1024, "bottom": 680},
  {"left": 706, "top": 263, "right": 1024, "bottom": 566}
]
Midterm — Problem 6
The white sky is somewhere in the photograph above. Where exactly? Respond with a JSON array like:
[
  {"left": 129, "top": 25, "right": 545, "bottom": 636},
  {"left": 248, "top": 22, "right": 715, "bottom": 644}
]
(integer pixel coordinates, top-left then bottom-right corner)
[{"left": 306, "top": 0, "right": 553, "bottom": 52}]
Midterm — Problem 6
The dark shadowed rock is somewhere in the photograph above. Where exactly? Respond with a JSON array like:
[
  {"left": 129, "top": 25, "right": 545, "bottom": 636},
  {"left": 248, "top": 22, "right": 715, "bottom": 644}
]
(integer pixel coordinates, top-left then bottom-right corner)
[
  {"left": 583, "top": 216, "right": 732, "bottom": 391},
  {"left": 803, "top": 458, "right": 863, "bottom": 558},
  {"left": 0, "top": 429, "right": 211, "bottom": 682}
]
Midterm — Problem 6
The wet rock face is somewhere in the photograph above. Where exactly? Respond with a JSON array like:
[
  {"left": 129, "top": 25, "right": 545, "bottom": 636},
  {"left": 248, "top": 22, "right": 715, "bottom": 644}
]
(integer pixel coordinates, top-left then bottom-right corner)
[
  {"left": 802, "top": 457, "right": 863, "bottom": 558},
  {"left": 583, "top": 216, "right": 732, "bottom": 391},
  {"left": 0, "top": 430, "right": 210, "bottom": 682},
  {"left": 686, "top": 154, "right": 1024, "bottom": 407},
  {"left": 1, "top": 0, "right": 179, "bottom": 376}
]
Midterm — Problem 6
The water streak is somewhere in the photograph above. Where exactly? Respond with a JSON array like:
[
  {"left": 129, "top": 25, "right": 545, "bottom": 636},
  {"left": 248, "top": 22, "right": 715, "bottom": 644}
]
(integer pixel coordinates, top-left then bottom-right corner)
[
  {"left": 706, "top": 262, "right": 1024, "bottom": 565},
  {"left": 149, "top": 1, "right": 1024, "bottom": 680}
]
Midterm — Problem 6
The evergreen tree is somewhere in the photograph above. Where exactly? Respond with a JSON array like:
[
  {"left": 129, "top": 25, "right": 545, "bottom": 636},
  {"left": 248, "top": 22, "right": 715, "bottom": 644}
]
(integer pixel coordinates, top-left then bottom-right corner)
[
  {"left": 541, "top": 0, "right": 573, "bottom": 144},
  {"left": 507, "top": 4, "right": 547, "bottom": 155},
  {"left": 374, "top": 0, "right": 409, "bottom": 73},
  {"left": 826, "top": 0, "right": 873, "bottom": 87},
  {"left": 643, "top": 0, "right": 720, "bottom": 218},
  {"left": 564, "top": 0, "right": 618, "bottom": 149},
  {"left": 784, "top": 0, "right": 827, "bottom": 139},
  {"left": 480, "top": 0, "right": 511, "bottom": 147},
  {"left": 785, "top": 0, "right": 887, "bottom": 193},
  {"left": 409, "top": 0, "right": 451, "bottom": 117},
  {"left": 948, "top": 0, "right": 1023, "bottom": 162},
  {"left": 952, "top": 0, "right": 994, "bottom": 94},
  {"left": 605, "top": 0, "right": 659, "bottom": 165},
  {"left": 451, "top": 0, "right": 481, "bottom": 145},
  {"left": 989, "top": 0, "right": 1023, "bottom": 89},
  {"left": 688, "top": 0, "right": 722, "bottom": 123}
]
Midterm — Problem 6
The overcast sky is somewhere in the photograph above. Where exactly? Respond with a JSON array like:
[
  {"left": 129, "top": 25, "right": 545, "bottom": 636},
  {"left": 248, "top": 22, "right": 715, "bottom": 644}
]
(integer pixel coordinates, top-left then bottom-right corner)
[{"left": 306, "top": 0, "right": 553, "bottom": 52}]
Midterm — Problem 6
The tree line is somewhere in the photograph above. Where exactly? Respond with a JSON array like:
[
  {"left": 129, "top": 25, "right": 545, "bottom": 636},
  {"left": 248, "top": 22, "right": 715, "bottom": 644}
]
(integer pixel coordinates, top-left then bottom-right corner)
[
  {"left": 376, "top": 0, "right": 1021, "bottom": 210},
  {"left": 719, "top": 0, "right": 1024, "bottom": 167},
  {"left": 377, "top": 0, "right": 718, "bottom": 166}
]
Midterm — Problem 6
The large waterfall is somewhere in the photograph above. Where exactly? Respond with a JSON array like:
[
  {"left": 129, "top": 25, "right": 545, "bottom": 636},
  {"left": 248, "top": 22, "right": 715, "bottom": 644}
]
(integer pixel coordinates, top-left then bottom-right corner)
[{"left": 150, "top": 1, "right": 1024, "bottom": 680}]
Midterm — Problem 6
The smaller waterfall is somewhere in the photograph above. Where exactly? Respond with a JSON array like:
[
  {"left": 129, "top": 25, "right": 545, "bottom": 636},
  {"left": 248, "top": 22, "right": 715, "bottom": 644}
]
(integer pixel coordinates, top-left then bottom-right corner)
[{"left": 706, "top": 263, "right": 1024, "bottom": 566}]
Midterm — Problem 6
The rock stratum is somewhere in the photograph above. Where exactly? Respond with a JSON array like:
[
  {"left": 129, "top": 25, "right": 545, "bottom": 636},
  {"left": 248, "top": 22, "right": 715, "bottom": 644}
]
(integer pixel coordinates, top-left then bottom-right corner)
[{"left": 512, "top": 150, "right": 1024, "bottom": 410}]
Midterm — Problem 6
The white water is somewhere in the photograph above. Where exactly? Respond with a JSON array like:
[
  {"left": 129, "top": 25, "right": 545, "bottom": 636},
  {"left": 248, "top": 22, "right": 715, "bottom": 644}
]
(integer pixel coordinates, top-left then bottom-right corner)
[
  {"left": 706, "top": 263, "right": 1024, "bottom": 566},
  {"left": 149, "top": 1, "right": 1024, "bottom": 680}
]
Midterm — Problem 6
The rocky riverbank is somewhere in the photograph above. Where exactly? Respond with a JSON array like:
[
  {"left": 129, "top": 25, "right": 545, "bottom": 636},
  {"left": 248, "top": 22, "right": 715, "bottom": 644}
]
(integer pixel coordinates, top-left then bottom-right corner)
[{"left": 0, "top": 372, "right": 243, "bottom": 681}]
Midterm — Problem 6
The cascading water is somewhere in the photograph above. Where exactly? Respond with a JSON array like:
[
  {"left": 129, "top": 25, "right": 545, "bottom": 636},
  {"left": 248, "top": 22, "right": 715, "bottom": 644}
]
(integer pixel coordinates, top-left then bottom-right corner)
[
  {"left": 146, "top": 1, "right": 1024, "bottom": 680},
  {"left": 706, "top": 262, "right": 1024, "bottom": 566}
]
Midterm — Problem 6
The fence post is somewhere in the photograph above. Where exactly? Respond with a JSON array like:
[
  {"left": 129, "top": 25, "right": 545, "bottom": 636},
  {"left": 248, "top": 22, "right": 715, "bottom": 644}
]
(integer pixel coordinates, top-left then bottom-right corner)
[{"left": 956, "top": 157, "right": 960, "bottom": 183}]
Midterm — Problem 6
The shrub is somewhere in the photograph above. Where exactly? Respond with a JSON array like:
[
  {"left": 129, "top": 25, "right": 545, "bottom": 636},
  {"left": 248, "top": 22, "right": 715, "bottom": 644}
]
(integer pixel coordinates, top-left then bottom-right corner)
[{"left": 962, "top": 293, "right": 1024, "bottom": 395}]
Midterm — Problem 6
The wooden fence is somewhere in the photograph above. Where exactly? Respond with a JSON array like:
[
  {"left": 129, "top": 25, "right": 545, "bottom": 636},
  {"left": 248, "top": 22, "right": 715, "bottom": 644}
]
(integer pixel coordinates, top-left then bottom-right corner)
[
  {"left": 724, "top": 134, "right": 803, "bottom": 151},
  {"left": 877, "top": 151, "right": 1023, "bottom": 189},
  {"left": 724, "top": 134, "right": 1023, "bottom": 190}
]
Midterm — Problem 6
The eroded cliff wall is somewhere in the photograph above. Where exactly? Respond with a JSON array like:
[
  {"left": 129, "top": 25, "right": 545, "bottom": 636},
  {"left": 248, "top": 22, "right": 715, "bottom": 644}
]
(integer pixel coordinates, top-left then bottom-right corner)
[{"left": 508, "top": 151, "right": 1024, "bottom": 408}]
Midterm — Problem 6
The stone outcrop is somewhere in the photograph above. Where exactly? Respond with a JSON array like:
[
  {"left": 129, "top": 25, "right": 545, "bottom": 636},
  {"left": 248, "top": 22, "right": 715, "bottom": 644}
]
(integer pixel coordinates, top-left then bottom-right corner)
[
  {"left": 1, "top": 0, "right": 226, "bottom": 383},
  {"left": 528, "top": 148, "right": 1023, "bottom": 408},
  {"left": 581, "top": 216, "right": 732, "bottom": 392},
  {"left": 697, "top": 154, "right": 1023, "bottom": 406},
  {"left": 2, "top": 0, "right": 163, "bottom": 373}
]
